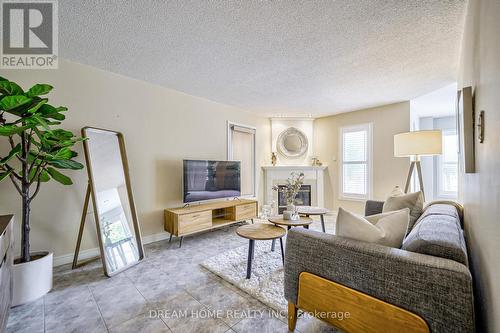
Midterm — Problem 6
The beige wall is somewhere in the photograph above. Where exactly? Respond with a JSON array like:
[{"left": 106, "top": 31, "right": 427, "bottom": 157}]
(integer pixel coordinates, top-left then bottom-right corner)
[
  {"left": 458, "top": 0, "right": 500, "bottom": 331},
  {"left": 314, "top": 102, "right": 410, "bottom": 213},
  {"left": 0, "top": 59, "right": 271, "bottom": 262}
]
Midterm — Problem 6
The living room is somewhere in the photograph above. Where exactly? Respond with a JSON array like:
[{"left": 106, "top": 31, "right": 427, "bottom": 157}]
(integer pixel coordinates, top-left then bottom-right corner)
[{"left": 0, "top": 1, "right": 499, "bottom": 332}]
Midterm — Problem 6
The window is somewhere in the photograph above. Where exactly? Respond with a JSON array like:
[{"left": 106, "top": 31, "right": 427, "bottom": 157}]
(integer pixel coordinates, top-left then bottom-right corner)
[
  {"left": 227, "top": 122, "right": 256, "bottom": 197},
  {"left": 437, "top": 129, "right": 458, "bottom": 198},
  {"left": 340, "top": 124, "right": 372, "bottom": 200}
]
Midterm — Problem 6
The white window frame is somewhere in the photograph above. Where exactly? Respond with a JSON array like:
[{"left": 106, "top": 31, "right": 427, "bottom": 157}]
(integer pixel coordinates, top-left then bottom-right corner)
[
  {"left": 227, "top": 121, "right": 257, "bottom": 198},
  {"left": 339, "top": 123, "right": 373, "bottom": 201},
  {"left": 436, "top": 128, "right": 458, "bottom": 199}
]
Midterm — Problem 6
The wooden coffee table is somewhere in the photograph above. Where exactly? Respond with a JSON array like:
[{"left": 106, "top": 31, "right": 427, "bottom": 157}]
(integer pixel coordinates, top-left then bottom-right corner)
[
  {"left": 296, "top": 206, "right": 329, "bottom": 232},
  {"left": 268, "top": 216, "right": 313, "bottom": 230},
  {"left": 268, "top": 216, "right": 313, "bottom": 252},
  {"left": 236, "top": 223, "right": 286, "bottom": 279}
]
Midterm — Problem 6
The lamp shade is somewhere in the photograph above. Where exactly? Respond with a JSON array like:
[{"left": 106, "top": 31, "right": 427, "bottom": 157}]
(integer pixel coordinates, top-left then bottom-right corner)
[{"left": 394, "top": 130, "right": 442, "bottom": 157}]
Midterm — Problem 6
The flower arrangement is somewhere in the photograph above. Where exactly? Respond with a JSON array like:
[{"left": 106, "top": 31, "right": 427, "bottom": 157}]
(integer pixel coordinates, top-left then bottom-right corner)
[{"left": 272, "top": 172, "right": 305, "bottom": 206}]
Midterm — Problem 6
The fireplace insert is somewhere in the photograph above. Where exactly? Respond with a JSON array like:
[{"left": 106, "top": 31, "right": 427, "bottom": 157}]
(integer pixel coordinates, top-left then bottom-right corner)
[{"left": 278, "top": 184, "right": 312, "bottom": 214}]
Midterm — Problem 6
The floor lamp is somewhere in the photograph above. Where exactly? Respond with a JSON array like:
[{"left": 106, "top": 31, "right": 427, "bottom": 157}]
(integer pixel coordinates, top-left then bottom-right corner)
[{"left": 394, "top": 130, "right": 442, "bottom": 200}]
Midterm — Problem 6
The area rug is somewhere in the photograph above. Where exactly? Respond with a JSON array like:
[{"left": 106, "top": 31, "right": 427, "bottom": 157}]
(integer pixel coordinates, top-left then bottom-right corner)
[{"left": 201, "top": 241, "right": 287, "bottom": 312}]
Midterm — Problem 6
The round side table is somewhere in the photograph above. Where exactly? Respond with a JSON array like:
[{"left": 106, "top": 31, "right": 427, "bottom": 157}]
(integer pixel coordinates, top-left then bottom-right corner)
[
  {"left": 296, "top": 206, "right": 329, "bottom": 232},
  {"left": 236, "top": 223, "right": 286, "bottom": 279},
  {"left": 268, "top": 216, "right": 313, "bottom": 230},
  {"left": 268, "top": 215, "right": 313, "bottom": 252}
]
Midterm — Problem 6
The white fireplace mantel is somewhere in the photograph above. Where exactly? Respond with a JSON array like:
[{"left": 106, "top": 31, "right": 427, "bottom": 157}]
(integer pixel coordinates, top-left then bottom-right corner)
[
  {"left": 262, "top": 166, "right": 327, "bottom": 171},
  {"left": 262, "top": 165, "right": 328, "bottom": 214}
]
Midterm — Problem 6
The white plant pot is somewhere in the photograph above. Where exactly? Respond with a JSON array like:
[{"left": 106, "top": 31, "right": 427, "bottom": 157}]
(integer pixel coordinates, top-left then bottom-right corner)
[{"left": 12, "top": 251, "right": 53, "bottom": 306}]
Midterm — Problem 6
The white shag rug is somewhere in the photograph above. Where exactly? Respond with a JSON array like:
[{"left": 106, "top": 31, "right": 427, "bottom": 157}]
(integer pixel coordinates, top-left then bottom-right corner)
[{"left": 201, "top": 241, "right": 287, "bottom": 312}]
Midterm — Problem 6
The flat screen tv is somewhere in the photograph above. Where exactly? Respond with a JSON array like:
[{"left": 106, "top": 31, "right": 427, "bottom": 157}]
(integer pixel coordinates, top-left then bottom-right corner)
[{"left": 183, "top": 160, "right": 241, "bottom": 203}]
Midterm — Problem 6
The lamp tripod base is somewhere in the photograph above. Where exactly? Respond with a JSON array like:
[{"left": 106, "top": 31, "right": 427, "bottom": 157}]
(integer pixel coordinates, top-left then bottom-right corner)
[{"left": 404, "top": 160, "right": 425, "bottom": 201}]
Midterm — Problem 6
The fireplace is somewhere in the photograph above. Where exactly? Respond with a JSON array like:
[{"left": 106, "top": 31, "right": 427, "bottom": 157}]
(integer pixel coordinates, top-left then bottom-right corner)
[
  {"left": 277, "top": 185, "right": 312, "bottom": 214},
  {"left": 263, "top": 166, "right": 327, "bottom": 215}
]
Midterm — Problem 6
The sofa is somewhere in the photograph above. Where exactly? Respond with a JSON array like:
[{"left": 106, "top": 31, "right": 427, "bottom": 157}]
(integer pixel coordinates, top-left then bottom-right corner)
[{"left": 284, "top": 201, "right": 474, "bottom": 333}]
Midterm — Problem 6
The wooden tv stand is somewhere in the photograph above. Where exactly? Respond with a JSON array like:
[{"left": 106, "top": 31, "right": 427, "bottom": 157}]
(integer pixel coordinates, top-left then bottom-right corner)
[{"left": 164, "top": 199, "right": 258, "bottom": 247}]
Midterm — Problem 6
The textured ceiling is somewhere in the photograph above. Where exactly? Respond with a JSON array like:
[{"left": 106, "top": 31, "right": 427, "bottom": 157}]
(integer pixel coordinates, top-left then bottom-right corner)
[
  {"left": 60, "top": 1, "right": 466, "bottom": 117},
  {"left": 411, "top": 83, "right": 458, "bottom": 118}
]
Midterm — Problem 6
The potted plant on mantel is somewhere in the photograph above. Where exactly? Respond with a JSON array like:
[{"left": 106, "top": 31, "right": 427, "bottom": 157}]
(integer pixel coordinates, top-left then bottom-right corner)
[
  {"left": 0, "top": 76, "right": 84, "bottom": 305},
  {"left": 273, "top": 172, "right": 305, "bottom": 220}
]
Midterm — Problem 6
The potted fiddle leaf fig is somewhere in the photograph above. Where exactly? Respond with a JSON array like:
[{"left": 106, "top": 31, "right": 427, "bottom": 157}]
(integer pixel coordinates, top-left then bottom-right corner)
[{"left": 0, "top": 76, "right": 84, "bottom": 305}]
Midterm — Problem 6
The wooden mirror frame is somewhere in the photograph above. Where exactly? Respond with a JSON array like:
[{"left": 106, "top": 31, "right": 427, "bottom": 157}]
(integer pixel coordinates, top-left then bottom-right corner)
[{"left": 81, "top": 127, "right": 144, "bottom": 277}]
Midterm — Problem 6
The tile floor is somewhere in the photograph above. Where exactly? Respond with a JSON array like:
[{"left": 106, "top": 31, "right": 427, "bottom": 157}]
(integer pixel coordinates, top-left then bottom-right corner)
[{"left": 7, "top": 217, "right": 337, "bottom": 333}]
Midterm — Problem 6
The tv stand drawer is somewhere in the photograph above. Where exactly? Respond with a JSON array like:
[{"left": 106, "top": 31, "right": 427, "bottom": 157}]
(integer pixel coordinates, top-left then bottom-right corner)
[
  {"left": 178, "top": 211, "right": 212, "bottom": 234},
  {"left": 235, "top": 203, "right": 257, "bottom": 220}
]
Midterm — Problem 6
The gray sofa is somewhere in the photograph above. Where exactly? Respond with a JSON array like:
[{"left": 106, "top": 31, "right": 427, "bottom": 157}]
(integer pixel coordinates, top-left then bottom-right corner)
[{"left": 284, "top": 201, "right": 474, "bottom": 332}]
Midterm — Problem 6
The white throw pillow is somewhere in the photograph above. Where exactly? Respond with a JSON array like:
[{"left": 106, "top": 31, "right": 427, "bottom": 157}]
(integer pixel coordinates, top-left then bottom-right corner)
[
  {"left": 382, "top": 186, "right": 424, "bottom": 229},
  {"left": 336, "top": 207, "right": 410, "bottom": 248}
]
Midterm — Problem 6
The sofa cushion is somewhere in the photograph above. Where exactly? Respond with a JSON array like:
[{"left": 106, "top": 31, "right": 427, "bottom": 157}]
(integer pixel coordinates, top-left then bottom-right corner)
[
  {"left": 420, "top": 203, "right": 460, "bottom": 222},
  {"left": 337, "top": 207, "right": 409, "bottom": 248},
  {"left": 402, "top": 209, "right": 467, "bottom": 265},
  {"left": 383, "top": 187, "right": 424, "bottom": 230}
]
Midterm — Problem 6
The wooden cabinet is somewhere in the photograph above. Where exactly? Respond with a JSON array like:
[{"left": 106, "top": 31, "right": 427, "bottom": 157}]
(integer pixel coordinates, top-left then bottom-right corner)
[
  {"left": 235, "top": 203, "right": 257, "bottom": 220},
  {"left": 0, "top": 215, "right": 14, "bottom": 333},
  {"left": 177, "top": 210, "right": 212, "bottom": 234},
  {"left": 165, "top": 199, "right": 258, "bottom": 243}
]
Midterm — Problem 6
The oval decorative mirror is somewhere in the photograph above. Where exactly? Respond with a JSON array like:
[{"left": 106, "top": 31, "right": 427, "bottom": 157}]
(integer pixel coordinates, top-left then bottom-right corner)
[{"left": 277, "top": 127, "right": 308, "bottom": 158}]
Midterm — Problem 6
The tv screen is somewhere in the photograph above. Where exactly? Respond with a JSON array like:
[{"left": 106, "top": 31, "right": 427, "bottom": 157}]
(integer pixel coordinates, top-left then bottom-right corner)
[{"left": 183, "top": 160, "right": 241, "bottom": 203}]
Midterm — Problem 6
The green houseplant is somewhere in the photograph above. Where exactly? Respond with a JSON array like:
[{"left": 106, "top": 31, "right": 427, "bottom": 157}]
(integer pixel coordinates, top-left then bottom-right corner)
[{"left": 0, "top": 76, "right": 84, "bottom": 304}]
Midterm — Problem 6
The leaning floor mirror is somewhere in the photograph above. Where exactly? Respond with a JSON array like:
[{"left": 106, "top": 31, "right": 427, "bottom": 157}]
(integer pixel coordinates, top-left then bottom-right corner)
[{"left": 78, "top": 127, "right": 144, "bottom": 276}]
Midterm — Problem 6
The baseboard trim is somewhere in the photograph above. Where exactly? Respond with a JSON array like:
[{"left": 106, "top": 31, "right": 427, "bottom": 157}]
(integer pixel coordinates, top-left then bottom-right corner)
[
  {"left": 53, "top": 247, "right": 101, "bottom": 267},
  {"left": 142, "top": 231, "right": 171, "bottom": 244},
  {"left": 53, "top": 213, "right": 338, "bottom": 267},
  {"left": 53, "top": 231, "right": 172, "bottom": 267}
]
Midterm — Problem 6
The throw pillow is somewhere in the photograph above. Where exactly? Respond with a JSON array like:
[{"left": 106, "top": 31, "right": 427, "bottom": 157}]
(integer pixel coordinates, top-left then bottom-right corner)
[
  {"left": 382, "top": 187, "right": 424, "bottom": 230},
  {"left": 336, "top": 207, "right": 410, "bottom": 248}
]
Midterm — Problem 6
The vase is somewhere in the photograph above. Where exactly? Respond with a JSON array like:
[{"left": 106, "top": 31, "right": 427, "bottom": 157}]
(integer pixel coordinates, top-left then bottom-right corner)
[
  {"left": 261, "top": 204, "right": 271, "bottom": 219},
  {"left": 283, "top": 204, "right": 297, "bottom": 220}
]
